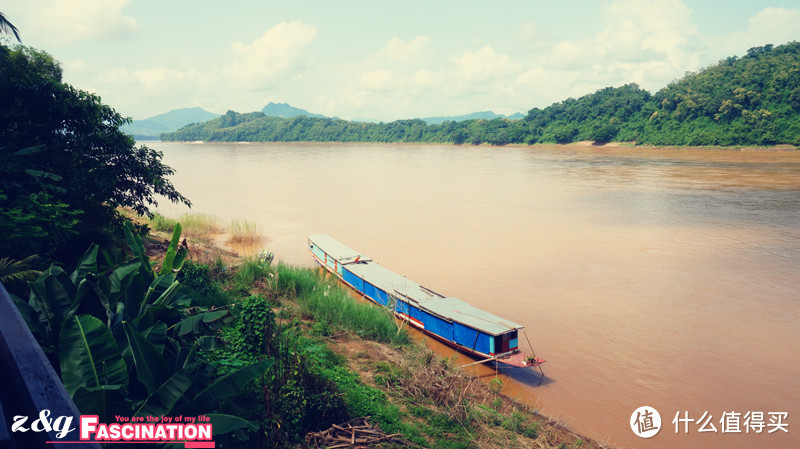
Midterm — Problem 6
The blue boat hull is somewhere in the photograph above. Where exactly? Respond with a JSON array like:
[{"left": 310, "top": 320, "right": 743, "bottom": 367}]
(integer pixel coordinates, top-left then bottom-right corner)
[{"left": 307, "top": 240, "right": 541, "bottom": 368}]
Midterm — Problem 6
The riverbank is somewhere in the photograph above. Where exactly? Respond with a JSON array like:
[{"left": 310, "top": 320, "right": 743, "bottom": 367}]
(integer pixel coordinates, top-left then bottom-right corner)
[
  {"left": 136, "top": 211, "right": 610, "bottom": 449},
  {"left": 561, "top": 140, "right": 799, "bottom": 151},
  {"left": 158, "top": 139, "right": 799, "bottom": 152}
]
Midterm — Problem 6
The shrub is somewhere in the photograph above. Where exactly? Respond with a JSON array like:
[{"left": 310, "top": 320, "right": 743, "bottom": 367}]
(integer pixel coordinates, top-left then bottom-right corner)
[
  {"left": 178, "top": 260, "right": 228, "bottom": 308},
  {"left": 232, "top": 256, "right": 273, "bottom": 292}
]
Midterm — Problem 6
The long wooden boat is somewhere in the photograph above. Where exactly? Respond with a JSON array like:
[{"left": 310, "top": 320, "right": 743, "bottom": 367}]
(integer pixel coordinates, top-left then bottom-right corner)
[{"left": 307, "top": 234, "right": 545, "bottom": 369}]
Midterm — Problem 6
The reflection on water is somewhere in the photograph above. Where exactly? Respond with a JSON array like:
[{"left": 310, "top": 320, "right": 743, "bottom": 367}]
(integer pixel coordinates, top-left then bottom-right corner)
[{"left": 152, "top": 142, "right": 800, "bottom": 449}]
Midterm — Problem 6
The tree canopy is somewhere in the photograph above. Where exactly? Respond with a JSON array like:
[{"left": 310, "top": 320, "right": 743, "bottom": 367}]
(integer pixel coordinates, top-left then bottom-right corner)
[{"left": 1, "top": 45, "right": 190, "bottom": 260}]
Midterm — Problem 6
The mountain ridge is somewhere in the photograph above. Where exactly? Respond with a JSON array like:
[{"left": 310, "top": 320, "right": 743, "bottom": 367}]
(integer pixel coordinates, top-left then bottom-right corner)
[
  {"left": 262, "top": 102, "right": 326, "bottom": 118},
  {"left": 161, "top": 42, "right": 800, "bottom": 147},
  {"left": 122, "top": 107, "right": 219, "bottom": 140}
]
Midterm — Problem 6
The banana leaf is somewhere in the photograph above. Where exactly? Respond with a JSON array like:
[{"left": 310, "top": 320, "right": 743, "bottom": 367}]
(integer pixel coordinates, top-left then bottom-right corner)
[
  {"left": 60, "top": 315, "right": 129, "bottom": 396},
  {"left": 131, "top": 304, "right": 182, "bottom": 332},
  {"left": 141, "top": 274, "right": 177, "bottom": 313},
  {"left": 81, "top": 276, "right": 113, "bottom": 326},
  {"left": 70, "top": 244, "right": 98, "bottom": 284},
  {"left": 29, "top": 265, "right": 76, "bottom": 327},
  {"left": 143, "top": 321, "right": 168, "bottom": 355},
  {"left": 205, "top": 413, "right": 257, "bottom": 434},
  {"left": 152, "top": 280, "right": 183, "bottom": 307},
  {"left": 191, "top": 359, "right": 274, "bottom": 406},
  {"left": 123, "top": 221, "right": 151, "bottom": 275},
  {"left": 109, "top": 260, "right": 141, "bottom": 300},
  {"left": 71, "top": 384, "right": 128, "bottom": 423},
  {"left": 161, "top": 223, "right": 184, "bottom": 274},
  {"left": 174, "top": 340, "right": 199, "bottom": 372},
  {"left": 177, "top": 310, "right": 229, "bottom": 336},
  {"left": 10, "top": 292, "right": 44, "bottom": 337},
  {"left": 123, "top": 322, "right": 171, "bottom": 395},
  {"left": 134, "top": 369, "right": 193, "bottom": 417}
]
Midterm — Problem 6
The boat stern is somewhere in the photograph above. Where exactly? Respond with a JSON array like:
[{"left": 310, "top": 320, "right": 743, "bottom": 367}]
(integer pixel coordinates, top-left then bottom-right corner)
[{"left": 496, "top": 349, "right": 546, "bottom": 368}]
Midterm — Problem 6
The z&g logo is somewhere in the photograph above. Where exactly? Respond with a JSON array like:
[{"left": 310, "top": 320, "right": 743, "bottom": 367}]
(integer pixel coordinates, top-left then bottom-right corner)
[{"left": 11, "top": 409, "right": 76, "bottom": 439}]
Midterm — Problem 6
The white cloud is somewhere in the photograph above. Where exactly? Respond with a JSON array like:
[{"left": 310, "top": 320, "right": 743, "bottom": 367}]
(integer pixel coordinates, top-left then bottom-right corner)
[
  {"left": 529, "top": 0, "right": 702, "bottom": 95},
  {"left": 376, "top": 36, "right": 431, "bottom": 63},
  {"left": 514, "top": 21, "right": 537, "bottom": 45},
  {"left": 94, "top": 66, "right": 211, "bottom": 95},
  {"left": 711, "top": 7, "right": 800, "bottom": 58},
  {"left": 22, "top": 0, "right": 138, "bottom": 45},
  {"left": 89, "top": 65, "right": 214, "bottom": 118},
  {"left": 600, "top": 0, "right": 696, "bottom": 60},
  {"left": 450, "top": 45, "right": 520, "bottom": 82},
  {"left": 747, "top": 7, "right": 800, "bottom": 43},
  {"left": 541, "top": 40, "right": 601, "bottom": 70},
  {"left": 62, "top": 59, "right": 89, "bottom": 73},
  {"left": 227, "top": 21, "right": 317, "bottom": 89},
  {"left": 359, "top": 69, "right": 395, "bottom": 91},
  {"left": 413, "top": 69, "right": 440, "bottom": 88}
]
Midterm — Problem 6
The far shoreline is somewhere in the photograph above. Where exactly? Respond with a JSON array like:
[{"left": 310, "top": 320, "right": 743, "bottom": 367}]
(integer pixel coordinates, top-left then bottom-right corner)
[{"left": 148, "top": 139, "right": 800, "bottom": 152}]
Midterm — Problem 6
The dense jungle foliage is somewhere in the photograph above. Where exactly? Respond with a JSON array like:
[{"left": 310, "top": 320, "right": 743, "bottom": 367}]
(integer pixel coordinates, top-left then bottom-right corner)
[
  {"left": 0, "top": 45, "right": 190, "bottom": 263},
  {"left": 163, "top": 42, "right": 800, "bottom": 147}
]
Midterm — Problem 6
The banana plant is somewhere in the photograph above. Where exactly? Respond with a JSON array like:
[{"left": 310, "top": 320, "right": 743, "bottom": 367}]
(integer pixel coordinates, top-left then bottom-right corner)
[
  {"left": 13, "top": 221, "right": 266, "bottom": 435},
  {"left": 13, "top": 244, "right": 101, "bottom": 353},
  {"left": 58, "top": 313, "right": 272, "bottom": 427}
]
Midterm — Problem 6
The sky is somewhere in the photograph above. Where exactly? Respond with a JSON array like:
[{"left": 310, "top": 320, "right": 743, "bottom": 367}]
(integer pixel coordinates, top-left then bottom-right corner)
[{"left": 5, "top": 0, "right": 800, "bottom": 122}]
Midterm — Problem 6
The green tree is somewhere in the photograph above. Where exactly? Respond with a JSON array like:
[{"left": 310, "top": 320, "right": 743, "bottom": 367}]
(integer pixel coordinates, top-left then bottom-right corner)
[
  {"left": 0, "top": 45, "right": 190, "bottom": 259},
  {"left": 591, "top": 123, "right": 619, "bottom": 143}
]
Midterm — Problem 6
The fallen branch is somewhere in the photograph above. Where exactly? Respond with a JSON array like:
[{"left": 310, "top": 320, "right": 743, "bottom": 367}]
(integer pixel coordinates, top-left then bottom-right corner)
[{"left": 306, "top": 416, "right": 412, "bottom": 448}]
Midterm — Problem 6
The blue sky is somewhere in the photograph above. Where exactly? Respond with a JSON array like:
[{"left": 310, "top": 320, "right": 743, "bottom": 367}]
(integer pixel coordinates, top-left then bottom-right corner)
[{"left": 5, "top": 1, "right": 800, "bottom": 121}]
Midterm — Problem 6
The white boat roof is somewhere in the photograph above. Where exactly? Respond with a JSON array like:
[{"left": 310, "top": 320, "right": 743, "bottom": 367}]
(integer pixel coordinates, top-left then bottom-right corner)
[
  {"left": 345, "top": 261, "right": 445, "bottom": 304},
  {"left": 423, "top": 297, "right": 523, "bottom": 336},
  {"left": 308, "top": 234, "right": 524, "bottom": 336},
  {"left": 308, "top": 234, "right": 372, "bottom": 264}
]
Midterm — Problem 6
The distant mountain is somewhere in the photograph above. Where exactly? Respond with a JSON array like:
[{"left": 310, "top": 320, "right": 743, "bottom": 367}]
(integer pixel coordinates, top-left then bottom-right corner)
[
  {"left": 162, "top": 42, "right": 800, "bottom": 147},
  {"left": 122, "top": 107, "right": 219, "bottom": 140},
  {"left": 420, "top": 111, "right": 523, "bottom": 125},
  {"left": 261, "top": 102, "right": 326, "bottom": 118}
]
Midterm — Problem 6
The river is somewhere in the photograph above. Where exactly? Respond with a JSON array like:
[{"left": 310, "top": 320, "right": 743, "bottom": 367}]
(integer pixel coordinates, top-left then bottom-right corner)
[{"left": 150, "top": 141, "right": 800, "bottom": 449}]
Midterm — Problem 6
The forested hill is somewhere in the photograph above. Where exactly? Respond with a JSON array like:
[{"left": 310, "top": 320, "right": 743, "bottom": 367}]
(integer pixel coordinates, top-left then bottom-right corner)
[{"left": 161, "top": 42, "right": 800, "bottom": 146}]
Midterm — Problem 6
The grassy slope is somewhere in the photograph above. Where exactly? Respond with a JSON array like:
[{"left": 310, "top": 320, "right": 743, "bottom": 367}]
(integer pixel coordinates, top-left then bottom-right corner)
[{"left": 135, "top": 212, "right": 606, "bottom": 448}]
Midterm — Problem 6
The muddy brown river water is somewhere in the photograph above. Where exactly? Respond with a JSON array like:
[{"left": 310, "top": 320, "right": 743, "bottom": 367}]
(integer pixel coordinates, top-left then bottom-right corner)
[{"left": 151, "top": 142, "right": 800, "bottom": 449}]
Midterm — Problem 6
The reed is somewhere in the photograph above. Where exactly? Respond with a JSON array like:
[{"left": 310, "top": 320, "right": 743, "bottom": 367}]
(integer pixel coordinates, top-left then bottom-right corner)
[
  {"left": 277, "top": 264, "right": 409, "bottom": 345},
  {"left": 178, "top": 212, "right": 225, "bottom": 237},
  {"left": 228, "top": 218, "right": 263, "bottom": 245}
]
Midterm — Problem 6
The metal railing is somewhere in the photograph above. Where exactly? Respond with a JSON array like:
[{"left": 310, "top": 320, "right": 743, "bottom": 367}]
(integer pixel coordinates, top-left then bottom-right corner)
[{"left": 0, "top": 282, "right": 100, "bottom": 449}]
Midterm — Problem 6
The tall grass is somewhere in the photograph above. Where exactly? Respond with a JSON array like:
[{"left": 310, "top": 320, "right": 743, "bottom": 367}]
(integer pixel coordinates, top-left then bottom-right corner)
[
  {"left": 149, "top": 213, "right": 179, "bottom": 232},
  {"left": 179, "top": 212, "right": 224, "bottom": 237},
  {"left": 147, "top": 212, "right": 224, "bottom": 238},
  {"left": 228, "top": 218, "right": 263, "bottom": 245},
  {"left": 277, "top": 264, "right": 409, "bottom": 345},
  {"left": 233, "top": 256, "right": 272, "bottom": 291}
]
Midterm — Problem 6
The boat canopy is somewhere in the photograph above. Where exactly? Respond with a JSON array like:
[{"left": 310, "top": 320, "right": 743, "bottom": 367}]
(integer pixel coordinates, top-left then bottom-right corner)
[
  {"left": 424, "top": 297, "right": 523, "bottom": 336},
  {"left": 308, "top": 234, "right": 372, "bottom": 265},
  {"left": 345, "top": 261, "right": 444, "bottom": 304},
  {"left": 343, "top": 250, "right": 523, "bottom": 336},
  {"left": 309, "top": 234, "right": 524, "bottom": 337}
]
